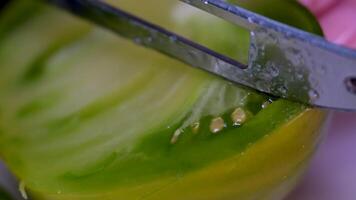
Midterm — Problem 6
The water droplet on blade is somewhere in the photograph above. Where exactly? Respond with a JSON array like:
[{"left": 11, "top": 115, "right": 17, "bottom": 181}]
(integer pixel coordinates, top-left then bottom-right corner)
[
  {"left": 296, "top": 72, "right": 304, "bottom": 80},
  {"left": 266, "top": 61, "right": 279, "bottom": 77},
  {"left": 145, "top": 36, "right": 153, "bottom": 43},
  {"left": 308, "top": 89, "right": 319, "bottom": 101},
  {"left": 133, "top": 37, "right": 141, "bottom": 44},
  {"left": 277, "top": 85, "right": 288, "bottom": 96},
  {"left": 169, "top": 35, "right": 177, "bottom": 43}
]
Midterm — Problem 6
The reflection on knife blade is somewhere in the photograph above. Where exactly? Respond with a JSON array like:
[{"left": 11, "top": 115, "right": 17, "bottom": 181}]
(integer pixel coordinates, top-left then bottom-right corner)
[{"left": 46, "top": 0, "right": 356, "bottom": 111}]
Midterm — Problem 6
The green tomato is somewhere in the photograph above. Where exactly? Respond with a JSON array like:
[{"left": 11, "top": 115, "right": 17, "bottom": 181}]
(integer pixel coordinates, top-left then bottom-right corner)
[{"left": 0, "top": 0, "right": 327, "bottom": 200}]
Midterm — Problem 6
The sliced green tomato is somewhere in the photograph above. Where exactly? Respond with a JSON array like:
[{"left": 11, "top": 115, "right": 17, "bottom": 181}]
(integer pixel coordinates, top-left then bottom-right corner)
[{"left": 0, "top": 0, "right": 327, "bottom": 200}]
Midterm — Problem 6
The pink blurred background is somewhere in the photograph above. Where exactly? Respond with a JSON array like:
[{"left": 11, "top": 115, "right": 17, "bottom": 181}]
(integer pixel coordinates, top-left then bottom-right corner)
[{"left": 288, "top": 0, "right": 356, "bottom": 199}]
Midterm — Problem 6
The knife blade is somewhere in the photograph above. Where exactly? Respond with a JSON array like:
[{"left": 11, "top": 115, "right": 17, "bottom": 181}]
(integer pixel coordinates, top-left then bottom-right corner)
[{"left": 45, "top": 0, "right": 356, "bottom": 111}]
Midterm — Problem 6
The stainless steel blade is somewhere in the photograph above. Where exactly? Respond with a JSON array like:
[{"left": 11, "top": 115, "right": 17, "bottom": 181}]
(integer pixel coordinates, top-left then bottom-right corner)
[
  {"left": 181, "top": 0, "right": 356, "bottom": 111},
  {"left": 46, "top": 0, "right": 356, "bottom": 111}
]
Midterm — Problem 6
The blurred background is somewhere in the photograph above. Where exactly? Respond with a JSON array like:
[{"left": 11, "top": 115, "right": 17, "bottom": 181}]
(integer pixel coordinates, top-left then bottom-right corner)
[{"left": 288, "top": 0, "right": 356, "bottom": 199}]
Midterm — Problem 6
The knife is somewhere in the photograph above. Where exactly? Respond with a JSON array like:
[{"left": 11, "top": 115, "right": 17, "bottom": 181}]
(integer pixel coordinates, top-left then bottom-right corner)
[{"left": 45, "top": 0, "right": 356, "bottom": 111}]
